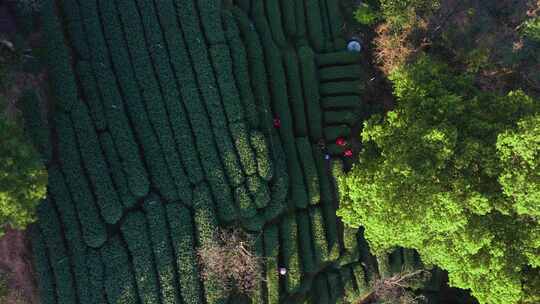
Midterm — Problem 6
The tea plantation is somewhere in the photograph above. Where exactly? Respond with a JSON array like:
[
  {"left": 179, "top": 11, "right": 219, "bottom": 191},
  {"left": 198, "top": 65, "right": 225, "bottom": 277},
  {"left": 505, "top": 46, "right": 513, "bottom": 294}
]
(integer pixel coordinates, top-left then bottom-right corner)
[{"left": 28, "top": 0, "right": 435, "bottom": 303}]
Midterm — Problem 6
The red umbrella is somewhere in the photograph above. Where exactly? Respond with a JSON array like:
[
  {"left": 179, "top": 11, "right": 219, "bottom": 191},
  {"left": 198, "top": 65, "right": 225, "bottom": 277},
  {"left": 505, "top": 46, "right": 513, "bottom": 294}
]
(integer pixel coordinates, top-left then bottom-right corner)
[
  {"left": 336, "top": 137, "right": 346, "bottom": 146},
  {"left": 344, "top": 149, "right": 353, "bottom": 157},
  {"left": 273, "top": 118, "right": 281, "bottom": 128}
]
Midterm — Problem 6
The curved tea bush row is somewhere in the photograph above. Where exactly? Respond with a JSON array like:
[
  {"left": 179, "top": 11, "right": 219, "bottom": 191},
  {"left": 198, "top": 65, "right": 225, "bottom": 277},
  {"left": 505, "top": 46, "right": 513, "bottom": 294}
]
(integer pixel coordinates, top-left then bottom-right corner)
[
  {"left": 71, "top": 100, "right": 123, "bottom": 225},
  {"left": 166, "top": 203, "right": 203, "bottom": 304},
  {"left": 100, "top": 0, "right": 179, "bottom": 202},
  {"left": 316, "top": 51, "right": 362, "bottom": 67},
  {"left": 76, "top": 0, "right": 150, "bottom": 199},
  {"left": 101, "top": 236, "right": 139, "bottom": 304},
  {"left": 321, "top": 96, "right": 361, "bottom": 110},
  {"left": 284, "top": 50, "right": 309, "bottom": 137},
  {"left": 42, "top": 0, "right": 77, "bottom": 113},
  {"left": 99, "top": 132, "right": 137, "bottom": 209},
  {"left": 47, "top": 167, "right": 92, "bottom": 303},
  {"left": 30, "top": 226, "right": 56, "bottom": 304},
  {"left": 223, "top": 11, "right": 260, "bottom": 129},
  {"left": 299, "top": 46, "right": 323, "bottom": 141},
  {"left": 297, "top": 137, "right": 321, "bottom": 205},
  {"left": 143, "top": 197, "right": 182, "bottom": 304},
  {"left": 319, "top": 65, "right": 363, "bottom": 82},
  {"left": 85, "top": 249, "right": 107, "bottom": 304},
  {"left": 36, "top": 199, "right": 76, "bottom": 303},
  {"left": 76, "top": 61, "right": 107, "bottom": 131},
  {"left": 250, "top": 131, "right": 273, "bottom": 181},
  {"left": 264, "top": 224, "right": 280, "bottom": 304},
  {"left": 265, "top": 0, "right": 288, "bottom": 47},
  {"left": 197, "top": 0, "right": 226, "bottom": 45},
  {"left": 121, "top": 212, "right": 161, "bottom": 304},
  {"left": 297, "top": 211, "right": 317, "bottom": 274},
  {"left": 280, "top": 212, "right": 302, "bottom": 293},
  {"left": 54, "top": 113, "right": 107, "bottom": 248},
  {"left": 193, "top": 183, "right": 228, "bottom": 304}
]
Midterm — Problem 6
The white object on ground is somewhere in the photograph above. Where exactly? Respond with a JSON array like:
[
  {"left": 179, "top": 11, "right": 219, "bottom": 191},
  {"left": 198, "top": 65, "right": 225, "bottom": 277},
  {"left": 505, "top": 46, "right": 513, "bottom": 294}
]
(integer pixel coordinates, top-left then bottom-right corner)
[
  {"left": 347, "top": 40, "right": 362, "bottom": 52},
  {"left": 279, "top": 267, "right": 287, "bottom": 275}
]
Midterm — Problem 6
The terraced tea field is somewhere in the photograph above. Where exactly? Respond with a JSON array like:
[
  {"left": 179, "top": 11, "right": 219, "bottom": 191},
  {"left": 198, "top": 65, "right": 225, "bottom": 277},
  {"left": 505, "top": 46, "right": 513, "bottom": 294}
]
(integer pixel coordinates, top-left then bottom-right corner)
[{"left": 28, "top": 0, "right": 431, "bottom": 303}]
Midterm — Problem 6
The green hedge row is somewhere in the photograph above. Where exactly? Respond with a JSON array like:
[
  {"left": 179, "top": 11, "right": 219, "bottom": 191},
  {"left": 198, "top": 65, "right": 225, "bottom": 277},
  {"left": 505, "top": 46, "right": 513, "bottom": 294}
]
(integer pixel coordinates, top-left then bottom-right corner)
[
  {"left": 321, "top": 96, "right": 361, "bottom": 109},
  {"left": 264, "top": 224, "right": 280, "bottom": 304},
  {"left": 30, "top": 226, "right": 56, "bottom": 304},
  {"left": 139, "top": 0, "right": 205, "bottom": 188},
  {"left": 324, "top": 0, "right": 345, "bottom": 46},
  {"left": 299, "top": 46, "right": 323, "bottom": 141},
  {"left": 310, "top": 207, "right": 330, "bottom": 264},
  {"left": 231, "top": 122, "right": 258, "bottom": 176},
  {"left": 223, "top": 11, "right": 260, "bottom": 129},
  {"left": 241, "top": 212, "right": 266, "bottom": 232},
  {"left": 80, "top": 0, "right": 150, "bottom": 199},
  {"left": 193, "top": 183, "right": 228, "bottom": 304},
  {"left": 320, "top": 81, "right": 363, "bottom": 96},
  {"left": 101, "top": 236, "right": 139, "bottom": 304},
  {"left": 281, "top": 0, "right": 296, "bottom": 38},
  {"left": 376, "top": 253, "right": 392, "bottom": 279},
  {"left": 313, "top": 275, "right": 330, "bottom": 303},
  {"left": 318, "top": 0, "right": 333, "bottom": 52},
  {"left": 324, "top": 111, "right": 358, "bottom": 126},
  {"left": 235, "top": 185, "right": 257, "bottom": 219},
  {"left": 352, "top": 263, "right": 369, "bottom": 295},
  {"left": 297, "top": 138, "right": 321, "bottom": 205},
  {"left": 166, "top": 203, "right": 203, "bottom": 304},
  {"left": 47, "top": 167, "right": 91, "bottom": 304},
  {"left": 19, "top": 91, "right": 52, "bottom": 162},
  {"left": 235, "top": 0, "right": 251, "bottom": 13},
  {"left": 209, "top": 46, "right": 245, "bottom": 124},
  {"left": 99, "top": 133, "right": 137, "bottom": 209},
  {"left": 268, "top": 134, "right": 289, "bottom": 212},
  {"left": 294, "top": 0, "right": 307, "bottom": 40},
  {"left": 55, "top": 113, "right": 107, "bottom": 248},
  {"left": 37, "top": 199, "right": 76, "bottom": 303},
  {"left": 76, "top": 61, "right": 107, "bottom": 131},
  {"left": 71, "top": 100, "right": 123, "bottom": 224},
  {"left": 42, "top": 0, "right": 77, "bottom": 112},
  {"left": 153, "top": 0, "right": 205, "bottom": 185},
  {"left": 297, "top": 211, "right": 316, "bottom": 274},
  {"left": 251, "top": 1, "right": 274, "bottom": 45},
  {"left": 316, "top": 52, "right": 361, "bottom": 67},
  {"left": 247, "top": 176, "right": 271, "bottom": 209},
  {"left": 265, "top": 0, "right": 288, "bottom": 47},
  {"left": 313, "top": 147, "right": 340, "bottom": 260},
  {"left": 214, "top": 126, "right": 245, "bottom": 187},
  {"left": 197, "top": 0, "right": 226, "bottom": 44},
  {"left": 121, "top": 212, "right": 162, "bottom": 304},
  {"left": 61, "top": 0, "right": 90, "bottom": 60},
  {"left": 280, "top": 212, "right": 302, "bottom": 293},
  {"left": 264, "top": 197, "right": 287, "bottom": 223},
  {"left": 165, "top": 1, "right": 236, "bottom": 218},
  {"left": 284, "top": 50, "right": 309, "bottom": 137},
  {"left": 100, "top": 0, "right": 179, "bottom": 202},
  {"left": 85, "top": 248, "right": 107, "bottom": 304},
  {"left": 327, "top": 271, "right": 344, "bottom": 302},
  {"left": 143, "top": 196, "right": 182, "bottom": 304},
  {"left": 251, "top": 236, "right": 265, "bottom": 304},
  {"left": 319, "top": 65, "right": 363, "bottom": 82},
  {"left": 118, "top": 0, "right": 191, "bottom": 203},
  {"left": 305, "top": 0, "right": 325, "bottom": 51},
  {"left": 250, "top": 130, "right": 273, "bottom": 181}
]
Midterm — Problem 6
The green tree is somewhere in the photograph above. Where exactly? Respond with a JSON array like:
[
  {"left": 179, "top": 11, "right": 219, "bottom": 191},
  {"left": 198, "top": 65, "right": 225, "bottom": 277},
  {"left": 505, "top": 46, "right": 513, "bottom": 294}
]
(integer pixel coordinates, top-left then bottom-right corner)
[
  {"left": 337, "top": 55, "right": 540, "bottom": 304},
  {"left": 0, "top": 97, "right": 46, "bottom": 235}
]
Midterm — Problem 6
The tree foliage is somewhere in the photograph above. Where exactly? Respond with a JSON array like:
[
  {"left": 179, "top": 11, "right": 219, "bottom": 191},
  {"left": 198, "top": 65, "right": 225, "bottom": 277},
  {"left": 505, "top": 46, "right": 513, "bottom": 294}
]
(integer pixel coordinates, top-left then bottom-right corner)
[
  {"left": 337, "top": 55, "right": 540, "bottom": 304},
  {"left": 0, "top": 100, "right": 46, "bottom": 235}
]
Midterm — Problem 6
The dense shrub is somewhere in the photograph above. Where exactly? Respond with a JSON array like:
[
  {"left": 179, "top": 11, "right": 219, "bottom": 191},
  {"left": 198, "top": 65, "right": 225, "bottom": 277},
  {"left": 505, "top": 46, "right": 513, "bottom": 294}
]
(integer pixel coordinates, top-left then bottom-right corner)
[
  {"left": 235, "top": 185, "right": 257, "bottom": 219},
  {"left": 337, "top": 56, "right": 540, "bottom": 304},
  {"left": 19, "top": 90, "right": 52, "bottom": 162},
  {"left": 310, "top": 207, "right": 330, "bottom": 264}
]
